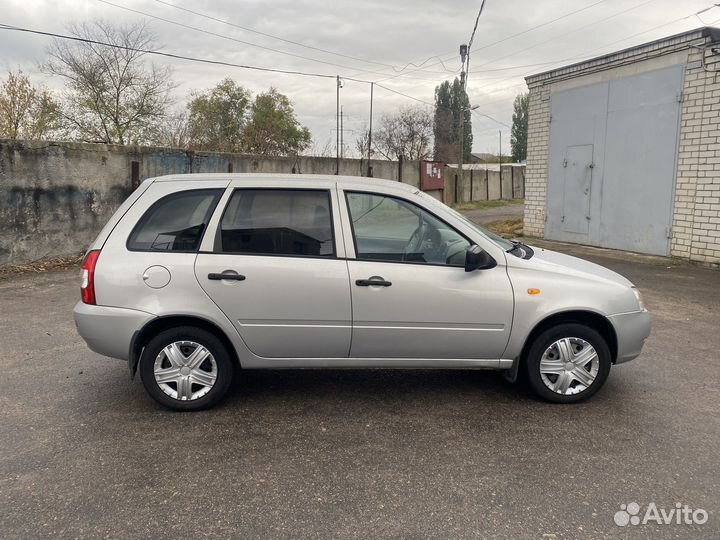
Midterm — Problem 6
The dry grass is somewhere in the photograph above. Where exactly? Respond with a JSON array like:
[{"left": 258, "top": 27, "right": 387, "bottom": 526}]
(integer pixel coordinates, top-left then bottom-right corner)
[
  {"left": 0, "top": 253, "right": 84, "bottom": 278},
  {"left": 484, "top": 217, "right": 524, "bottom": 238},
  {"left": 452, "top": 199, "right": 524, "bottom": 212}
]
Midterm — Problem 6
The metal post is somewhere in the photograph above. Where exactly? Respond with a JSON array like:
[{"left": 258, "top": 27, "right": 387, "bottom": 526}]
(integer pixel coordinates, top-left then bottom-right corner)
[
  {"left": 336, "top": 75, "right": 340, "bottom": 175},
  {"left": 458, "top": 97, "right": 465, "bottom": 203},
  {"left": 340, "top": 106, "right": 344, "bottom": 160},
  {"left": 499, "top": 129, "right": 503, "bottom": 200},
  {"left": 367, "top": 82, "right": 374, "bottom": 177}
]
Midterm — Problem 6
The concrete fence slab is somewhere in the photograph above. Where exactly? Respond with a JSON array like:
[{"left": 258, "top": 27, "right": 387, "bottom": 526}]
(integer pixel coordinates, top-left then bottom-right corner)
[{"left": 0, "top": 140, "right": 525, "bottom": 265}]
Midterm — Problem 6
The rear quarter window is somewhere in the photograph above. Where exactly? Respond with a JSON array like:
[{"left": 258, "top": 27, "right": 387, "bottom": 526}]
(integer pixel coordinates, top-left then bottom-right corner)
[{"left": 127, "top": 189, "right": 222, "bottom": 252}]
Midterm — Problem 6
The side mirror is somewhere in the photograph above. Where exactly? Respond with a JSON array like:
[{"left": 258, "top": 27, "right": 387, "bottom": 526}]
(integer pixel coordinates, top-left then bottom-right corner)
[{"left": 465, "top": 245, "right": 497, "bottom": 272}]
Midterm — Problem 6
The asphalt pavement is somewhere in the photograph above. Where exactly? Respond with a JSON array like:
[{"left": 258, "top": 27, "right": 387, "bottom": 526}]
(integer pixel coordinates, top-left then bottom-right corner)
[{"left": 0, "top": 241, "right": 718, "bottom": 539}]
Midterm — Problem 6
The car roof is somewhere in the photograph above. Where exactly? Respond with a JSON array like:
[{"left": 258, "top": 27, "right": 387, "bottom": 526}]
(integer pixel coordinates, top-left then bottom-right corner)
[{"left": 150, "top": 173, "right": 420, "bottom": 194}]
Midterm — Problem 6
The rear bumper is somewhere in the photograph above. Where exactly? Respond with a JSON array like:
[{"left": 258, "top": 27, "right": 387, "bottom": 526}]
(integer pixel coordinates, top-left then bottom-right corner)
[
  {"left": 608, "top": 310, "right": 652, "bottom": 364},
  {"left": 73, "top": 302, "right": 155, "bottom": 360}
]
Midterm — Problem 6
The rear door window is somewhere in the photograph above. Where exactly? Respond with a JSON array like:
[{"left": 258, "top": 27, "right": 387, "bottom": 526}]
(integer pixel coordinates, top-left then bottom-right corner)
[
  {"left": 127, "top": 189, "right": 222, "bottom": 252},
  {"left": 217, "top": 189, "right": 335, "bottom": 257}
]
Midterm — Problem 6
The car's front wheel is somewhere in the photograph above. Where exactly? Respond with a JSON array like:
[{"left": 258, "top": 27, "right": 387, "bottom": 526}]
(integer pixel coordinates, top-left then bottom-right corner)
[
  {"left": 139, "top": 326, "right": 234, "bottom": 411},
  {"left": 525, "top": 323, "right": 611, "bottom": 403}
]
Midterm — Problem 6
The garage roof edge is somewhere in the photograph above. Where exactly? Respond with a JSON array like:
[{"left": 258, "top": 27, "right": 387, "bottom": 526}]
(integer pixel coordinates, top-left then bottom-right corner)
[{"left": 525, "top": 26, "right": 718, "bottom": 85}]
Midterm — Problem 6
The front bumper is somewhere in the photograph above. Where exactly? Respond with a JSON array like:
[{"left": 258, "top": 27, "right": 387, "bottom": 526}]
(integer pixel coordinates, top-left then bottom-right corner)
[
  {"left": 73, "top": 302, "right": 155, "bottom": 360},
  {"left": 608, "top": 310, "right": 652, "bottom": 364}
]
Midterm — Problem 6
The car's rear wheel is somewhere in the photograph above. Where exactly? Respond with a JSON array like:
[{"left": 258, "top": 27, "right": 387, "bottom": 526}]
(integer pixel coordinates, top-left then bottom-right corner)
[
  {"left": 525, "top": 323, "right": 611, "bottom": 403},
  {"left": 139, "top": 326, "right": 233, "bottom": 411}
]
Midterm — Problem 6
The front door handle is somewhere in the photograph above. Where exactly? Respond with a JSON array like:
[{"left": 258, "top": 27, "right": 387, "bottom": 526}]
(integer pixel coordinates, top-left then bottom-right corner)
[
  {"left": 356, "top": 276, "right": 392, "bottom": 287},
  {"left": 208, "top": 272, "right": 246, "bottom": 281}
]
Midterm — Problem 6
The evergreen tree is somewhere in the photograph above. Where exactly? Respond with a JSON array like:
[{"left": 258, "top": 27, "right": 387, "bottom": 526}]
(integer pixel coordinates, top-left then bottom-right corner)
[
  {"left": 510, "top": 93, "right": 529, "bottom": 162},
  {"left": 433, "top": 78, "right": 472, "bottom": 163}
]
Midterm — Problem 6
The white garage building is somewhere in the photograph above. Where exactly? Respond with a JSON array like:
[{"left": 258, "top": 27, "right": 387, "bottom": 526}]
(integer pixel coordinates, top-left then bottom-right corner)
[{"left": 524, "top": 27, "right": 720, "bottom": 265}]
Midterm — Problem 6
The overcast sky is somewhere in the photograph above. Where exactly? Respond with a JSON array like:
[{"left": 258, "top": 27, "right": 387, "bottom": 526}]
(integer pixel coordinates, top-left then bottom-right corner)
[{"left": 1, "top": 0, "right": 717, "bottom": 157}]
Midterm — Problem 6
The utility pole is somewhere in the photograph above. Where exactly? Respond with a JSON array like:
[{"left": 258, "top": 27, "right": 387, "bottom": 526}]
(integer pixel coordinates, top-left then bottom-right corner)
[
  {"left": 457, "top": 43, "right": 468, "bottom": 203},
  {"left": 499, "top": 129, "right": 503, "bottom": 200},
  {"left": 367, "top": 82, "right": 374, "bottom": 177},
  {"left": 340, "top": 106, "right": 344, "bottom": 160},
  {"left": 456, "top": 0, "right": 486, "bottom": 201},
  {"left": 336, "top": 75, "right": 341, "bottom": 175}
]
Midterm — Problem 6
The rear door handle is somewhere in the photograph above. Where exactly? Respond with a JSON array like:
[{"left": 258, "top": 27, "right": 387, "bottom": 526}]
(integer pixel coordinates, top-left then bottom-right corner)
[
  {"left": 356, "top": 277, "right": 392, "bottom": 287},
  {"left": 208, "top": 272, "right": 246, "bottom": 281}
]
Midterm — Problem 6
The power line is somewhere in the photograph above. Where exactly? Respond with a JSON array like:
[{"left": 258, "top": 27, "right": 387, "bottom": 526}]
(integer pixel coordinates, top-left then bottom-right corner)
[
  {"left": 151, "top": 0, "right": 453, "bottom": 75},
  {"left": 97, "top": 0, "right": 370, "bottom": 75},
  {"left": 0, "top": 20, "right": 459, "bottom": 110},
  {"left": 469, "top": 0, "right": 717, "bottom": 86},
  {"left": 376, "top": 0, "right": 669, "bottom": 83},
  {"left": 97, "top": 0, "right": 448, "bottom": 81},
  {"left": 376, "top": 0, "right": 615, "bottom": 82},
  {"left": 470, "top": 3, "right": 720, "bottom": 94},
  {"left": 10, "top": 7, "right": 706, "bottom": 141},
  {"left": 469, "top": 0, "right": 662, "bottom": 77},
  {"left": 0, "top": 22, "right": 344, "bottom": 80},
  {"left": 373, "top": 83, "right": 434, "bottom": 106},
  {"left": 470, "top": 0, "right": 614, "bottom": 55},
  {"left": 374, "top": 4, "right": 718, "bottom": 133},
  {"left": 468, "top": 1, "right": 713, "bottom": 108},
  {"left": 471, "top": 108, "right": 510, "bottom": 129}
]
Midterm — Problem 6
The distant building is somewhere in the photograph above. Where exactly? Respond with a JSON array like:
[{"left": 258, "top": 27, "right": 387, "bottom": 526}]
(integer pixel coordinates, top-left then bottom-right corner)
[
  {"left": 469, "top": 152, "right": 497, "bottom": 163},
  {"left": 524, "top": 27, "right": 720, "bottom": 265}
]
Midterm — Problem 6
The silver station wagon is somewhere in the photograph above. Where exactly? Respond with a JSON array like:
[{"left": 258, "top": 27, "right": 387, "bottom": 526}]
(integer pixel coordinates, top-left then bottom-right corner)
[{"left": 74, "top": 174, "right": 651, "bottom": 410}]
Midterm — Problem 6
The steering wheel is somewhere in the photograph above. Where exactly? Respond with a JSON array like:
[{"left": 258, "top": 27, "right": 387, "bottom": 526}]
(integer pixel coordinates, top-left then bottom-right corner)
[{"left": 404, "top": 218, "right": 427, "bottom": 257}]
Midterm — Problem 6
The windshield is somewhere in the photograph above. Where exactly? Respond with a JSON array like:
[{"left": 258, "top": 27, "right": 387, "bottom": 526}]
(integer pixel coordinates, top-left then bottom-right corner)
[{"left": 416, "top": 191, "right": 516, "bottom": 251}]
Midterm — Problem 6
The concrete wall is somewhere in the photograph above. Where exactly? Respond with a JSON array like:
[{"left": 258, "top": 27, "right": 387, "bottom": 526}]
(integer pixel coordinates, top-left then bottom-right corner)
[
  {"left": 524, "top": 27, "right": 720, "bottom": 265},
  {"left": 443, "top": 165, "right": 526, "bottom": 206},
  {"left": 0, "top": 140, "right": 524, "bottom": 265},
  {"left": 487, "top": 170, "right": 502, "bottom": 201}
]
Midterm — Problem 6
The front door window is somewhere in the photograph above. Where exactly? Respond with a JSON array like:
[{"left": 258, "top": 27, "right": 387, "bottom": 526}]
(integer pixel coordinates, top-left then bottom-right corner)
[{"left": 346, "top": 192, "right": 470, "bottom": 266}]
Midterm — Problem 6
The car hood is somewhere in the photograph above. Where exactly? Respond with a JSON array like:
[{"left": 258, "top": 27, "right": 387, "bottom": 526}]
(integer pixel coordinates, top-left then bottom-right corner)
[{"left": 524, "top": 246, "right": 634, "bottom": 288}]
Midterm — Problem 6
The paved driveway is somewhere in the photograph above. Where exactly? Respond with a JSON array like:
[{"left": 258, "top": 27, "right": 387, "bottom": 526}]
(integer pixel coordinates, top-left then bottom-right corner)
[{"left": 0, "top": 246, "right": 718, "bottom": 539}]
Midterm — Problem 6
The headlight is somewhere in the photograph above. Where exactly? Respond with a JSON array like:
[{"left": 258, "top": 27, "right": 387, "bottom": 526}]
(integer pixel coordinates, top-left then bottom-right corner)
[{"left": 632, "top": 288, "right": 645, "bottom": 311}]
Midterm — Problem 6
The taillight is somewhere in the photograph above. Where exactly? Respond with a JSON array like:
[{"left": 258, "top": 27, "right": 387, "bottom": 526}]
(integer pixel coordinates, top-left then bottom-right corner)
[{"left": 80, "top": 250, "right": 101, "bottom": 305}]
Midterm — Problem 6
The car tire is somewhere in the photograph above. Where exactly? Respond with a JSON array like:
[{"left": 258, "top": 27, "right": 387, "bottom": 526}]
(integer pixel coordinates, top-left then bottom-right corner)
[
  {"left": 525, "top": 323, "right": 611, "bottom": 404},
  {"left": 139, "top": 326, "right": 234, "bottom": 411}
]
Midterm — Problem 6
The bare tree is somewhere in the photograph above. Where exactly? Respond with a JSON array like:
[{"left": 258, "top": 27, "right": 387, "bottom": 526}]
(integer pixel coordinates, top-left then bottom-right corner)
[
  {"left": 308, "top": 137, "right": 334, "bottom": 157},
  {"left": 0, "top": 70, "right": 60, "bottom": 140},
  {"left": 157, "top": 109, "right": 190, "bottom": 149},
  {"left": 374, "top": 105, "right": 433, "bottom": 160},
  {"left": 354, "top": 125, "right": 372, "bottom": 160},
  {"left": 43, "top": 20, "right": 174, "bottom": 145}
]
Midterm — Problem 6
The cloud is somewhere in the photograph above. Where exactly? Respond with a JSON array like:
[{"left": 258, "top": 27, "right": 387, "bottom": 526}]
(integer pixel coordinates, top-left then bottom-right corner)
[{"left": 0, "top": 0, "right": 714, "bottom": 154}]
